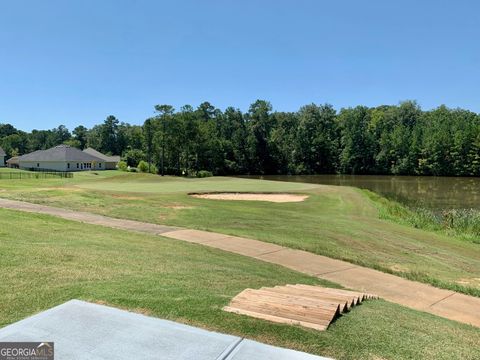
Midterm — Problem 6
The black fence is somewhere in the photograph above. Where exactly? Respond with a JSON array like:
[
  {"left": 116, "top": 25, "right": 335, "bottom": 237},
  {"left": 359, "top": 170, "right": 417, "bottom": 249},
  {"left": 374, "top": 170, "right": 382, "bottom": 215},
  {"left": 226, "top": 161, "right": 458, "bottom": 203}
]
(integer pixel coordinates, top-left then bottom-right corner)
[{"left": 0, "top": 171, "right": 73, "bottom": 179}]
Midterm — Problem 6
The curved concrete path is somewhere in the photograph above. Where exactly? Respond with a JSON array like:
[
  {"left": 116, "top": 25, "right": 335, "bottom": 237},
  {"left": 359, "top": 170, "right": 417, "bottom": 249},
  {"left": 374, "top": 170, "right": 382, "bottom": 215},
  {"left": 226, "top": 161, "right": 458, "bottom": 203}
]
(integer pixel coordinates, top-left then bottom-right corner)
[{"left": 0, "top": 198, "right": 479, "bottom": 328}]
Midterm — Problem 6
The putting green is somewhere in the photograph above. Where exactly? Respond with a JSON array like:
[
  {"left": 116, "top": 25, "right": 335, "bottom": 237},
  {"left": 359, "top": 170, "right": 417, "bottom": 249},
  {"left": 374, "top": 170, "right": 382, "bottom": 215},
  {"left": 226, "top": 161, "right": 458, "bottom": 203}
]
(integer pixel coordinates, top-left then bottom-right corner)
[{"left": 76, "top": 175, "right": 319, "bottom": 194}]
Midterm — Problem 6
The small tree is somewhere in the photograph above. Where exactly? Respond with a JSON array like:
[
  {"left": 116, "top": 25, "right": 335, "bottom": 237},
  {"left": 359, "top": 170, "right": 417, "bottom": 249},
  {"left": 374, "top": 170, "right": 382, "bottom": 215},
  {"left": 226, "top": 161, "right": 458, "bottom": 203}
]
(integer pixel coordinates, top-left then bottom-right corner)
[
  {"left": 117, "top": 161, "right": 128, "bottom": 171},
  {"left": 137, "top": 160, "right": 157, "bottom": 174},
  {"left": 124, "top": 148, "right": 146, "bottom": 167},
  {"left": 137, "top": 160, "right": 149, "bottom": 172}
]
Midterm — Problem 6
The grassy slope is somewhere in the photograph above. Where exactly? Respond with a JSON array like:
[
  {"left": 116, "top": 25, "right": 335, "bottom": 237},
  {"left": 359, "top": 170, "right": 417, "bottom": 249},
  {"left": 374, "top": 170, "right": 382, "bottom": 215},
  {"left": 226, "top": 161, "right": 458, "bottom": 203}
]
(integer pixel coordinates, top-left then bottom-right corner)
[
  {"left": 0, "top": 208, "right": 479, "bottom": 360},
  {"left": 0, "top": 171, "right": 479, "bottom": 297}
]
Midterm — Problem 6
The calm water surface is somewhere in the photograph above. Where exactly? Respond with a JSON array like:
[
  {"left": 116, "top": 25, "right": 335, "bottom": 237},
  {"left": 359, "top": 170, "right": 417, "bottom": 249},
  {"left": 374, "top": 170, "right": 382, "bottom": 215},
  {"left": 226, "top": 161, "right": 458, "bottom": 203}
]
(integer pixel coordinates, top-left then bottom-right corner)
[{"left": 244, "top": 175, "right": 480, "bottom": 210}]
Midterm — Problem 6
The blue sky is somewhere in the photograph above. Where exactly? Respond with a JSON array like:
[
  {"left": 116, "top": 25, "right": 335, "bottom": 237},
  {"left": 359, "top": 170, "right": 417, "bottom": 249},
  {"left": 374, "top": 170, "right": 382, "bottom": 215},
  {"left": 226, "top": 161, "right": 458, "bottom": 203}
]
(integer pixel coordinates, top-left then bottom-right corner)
[{"left": 0, "top": 0, "right": 479, "bottom": 131}]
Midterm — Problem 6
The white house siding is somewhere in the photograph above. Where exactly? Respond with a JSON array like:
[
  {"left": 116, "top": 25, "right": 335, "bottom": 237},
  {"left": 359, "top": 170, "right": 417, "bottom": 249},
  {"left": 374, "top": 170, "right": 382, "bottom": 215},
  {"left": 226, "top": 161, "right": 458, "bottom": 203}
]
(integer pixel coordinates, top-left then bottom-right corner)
[
  {"left": 0, "top": 156, "right": 4, "bottom": 167},
  {"left": 19, "top": 161, "right": 105, "bottom": 172},
  {"left": 105, "top": 161, "right": 118, "bottom": 170}
]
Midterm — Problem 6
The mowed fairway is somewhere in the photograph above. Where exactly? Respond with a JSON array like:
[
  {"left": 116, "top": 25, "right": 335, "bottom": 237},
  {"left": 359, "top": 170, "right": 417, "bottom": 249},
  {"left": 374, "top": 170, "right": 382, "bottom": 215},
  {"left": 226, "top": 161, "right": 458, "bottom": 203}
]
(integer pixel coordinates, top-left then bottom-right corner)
[
  {"left": 0, "top": 170, "right": 479, "bottom": 297},
  {"left": 1, "top": 208, "right": 480, "bottom": 360}
]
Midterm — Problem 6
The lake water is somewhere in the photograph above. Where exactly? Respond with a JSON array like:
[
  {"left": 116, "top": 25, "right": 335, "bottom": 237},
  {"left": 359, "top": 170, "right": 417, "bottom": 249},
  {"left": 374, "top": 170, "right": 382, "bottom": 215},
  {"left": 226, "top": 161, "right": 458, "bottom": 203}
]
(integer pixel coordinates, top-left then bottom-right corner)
[{"left": 242, "top": 175, "right": 480, "bottom": 211}]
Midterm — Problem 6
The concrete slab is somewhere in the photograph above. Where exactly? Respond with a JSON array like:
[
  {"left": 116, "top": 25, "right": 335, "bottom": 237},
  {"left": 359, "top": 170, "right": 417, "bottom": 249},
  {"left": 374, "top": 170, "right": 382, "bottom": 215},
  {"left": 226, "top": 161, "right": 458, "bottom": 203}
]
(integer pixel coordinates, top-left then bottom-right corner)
[
  {"left": 204, "top": 236, "right": 285, "bottom": 257},
  {"left": 0, "top": 300, "right": 329, "bottom": 360},
  {"left": 428, "top": 292, "right": 480, "bottom": 327},
  {"left": 161, "top": 230, "right": 285, "bottom": 257},
  {"left": 0, "top": 198, "right": 178, "bottom": 235},
  {"left": 319, "top": 267, "right": 454, "bottom": 311},
  {"left": 161, "top": 229, "right": 231, "bottom": 244},
  {"left": 257, "top": 249, "right": 356, "bottom": 276},
  {"left": 226, "top": 339, "right": 330, "bottom": 360}
]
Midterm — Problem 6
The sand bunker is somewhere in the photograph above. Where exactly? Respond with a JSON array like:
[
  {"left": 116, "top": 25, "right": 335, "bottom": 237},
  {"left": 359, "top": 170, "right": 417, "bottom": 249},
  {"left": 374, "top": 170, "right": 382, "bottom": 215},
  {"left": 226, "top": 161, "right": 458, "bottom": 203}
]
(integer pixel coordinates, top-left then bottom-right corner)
[{"left": 190, "top": 192, "right": 308, "bottom": 203}]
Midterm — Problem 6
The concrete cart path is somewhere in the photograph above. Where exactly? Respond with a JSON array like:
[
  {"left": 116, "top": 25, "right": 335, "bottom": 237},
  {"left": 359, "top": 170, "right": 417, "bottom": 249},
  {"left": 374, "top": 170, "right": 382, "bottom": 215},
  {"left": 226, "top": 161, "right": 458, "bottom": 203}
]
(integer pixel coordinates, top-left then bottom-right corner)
[
  {"left": 0, "top": 300, "right": 330, "bottom": 360},
  {"left": 0, "top": 198, "right": 479, "bottom": 328}
]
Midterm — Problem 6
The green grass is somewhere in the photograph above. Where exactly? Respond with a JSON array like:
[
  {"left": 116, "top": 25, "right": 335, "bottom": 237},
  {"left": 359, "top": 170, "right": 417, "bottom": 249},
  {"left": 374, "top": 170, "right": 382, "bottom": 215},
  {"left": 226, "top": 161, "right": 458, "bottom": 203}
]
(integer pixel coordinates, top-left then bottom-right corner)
[
  {"left": 365, "top": 190, "right": 480, "bottom": 243},
  {"left": 1, "top": 208, "right": 479, "bottom": 360},
  {"left": 1, "top": 171, "right": 480, "bottom": 297},
  {"left": 0, "top": 168, "right": 27, "bottom": 172}
]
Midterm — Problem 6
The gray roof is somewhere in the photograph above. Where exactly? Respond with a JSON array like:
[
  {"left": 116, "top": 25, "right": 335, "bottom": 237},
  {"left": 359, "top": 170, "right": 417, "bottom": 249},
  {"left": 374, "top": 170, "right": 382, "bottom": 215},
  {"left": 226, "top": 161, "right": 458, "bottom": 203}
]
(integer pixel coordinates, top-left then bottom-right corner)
[
  {"left": 0, "top": 147, "right": 5, "bottom": 156},
  {"left": 83, "top": 147, "right": 121, "bottom": 162},
  {"left": 18, "top": 145, "right": 104, "bottom": 162}
]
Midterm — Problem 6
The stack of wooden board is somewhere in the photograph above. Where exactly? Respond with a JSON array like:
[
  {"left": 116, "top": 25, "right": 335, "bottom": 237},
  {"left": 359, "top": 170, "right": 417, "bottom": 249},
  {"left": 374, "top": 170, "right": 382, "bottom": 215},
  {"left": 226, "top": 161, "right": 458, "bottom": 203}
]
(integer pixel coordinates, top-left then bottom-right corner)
[{"left": 223, "top": 284, "right": 378, "bottom": 331}]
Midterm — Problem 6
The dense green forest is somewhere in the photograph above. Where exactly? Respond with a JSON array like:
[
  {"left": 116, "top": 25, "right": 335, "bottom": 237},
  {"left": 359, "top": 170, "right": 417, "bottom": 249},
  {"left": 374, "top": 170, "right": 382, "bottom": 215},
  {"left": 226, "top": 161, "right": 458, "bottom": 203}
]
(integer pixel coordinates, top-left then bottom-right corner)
[{"left": 1, "top": 100, "right": 480, "bottom": 176}]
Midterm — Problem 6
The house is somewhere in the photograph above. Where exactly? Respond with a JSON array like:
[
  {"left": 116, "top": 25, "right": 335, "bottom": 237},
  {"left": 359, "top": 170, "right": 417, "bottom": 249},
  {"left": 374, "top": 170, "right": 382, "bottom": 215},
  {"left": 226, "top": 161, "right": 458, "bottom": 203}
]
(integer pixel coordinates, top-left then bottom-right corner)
[
  {"left": 18, "top": 145, "right": 106, "bottom": 171},
  {"left": 83, "top": 148, "right": 120, "bottom": 170},
  {"left": 0, "top": 147, "right": 5, "bottom": 167},
  {"left": 6, "top": 156, "right": 19, "bottom": 168}
]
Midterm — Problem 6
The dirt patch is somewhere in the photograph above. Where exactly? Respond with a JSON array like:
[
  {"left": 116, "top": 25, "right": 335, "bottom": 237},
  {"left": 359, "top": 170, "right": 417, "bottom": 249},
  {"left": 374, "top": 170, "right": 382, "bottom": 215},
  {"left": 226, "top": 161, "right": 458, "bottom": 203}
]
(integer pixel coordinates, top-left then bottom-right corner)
[
  {"left": 110, "top": 194, "right": 144, "bottom": 200},
  {"left": 457, "top": 278, "right": 480, "bottom": 286},
  {"left": 190, "top": 192, "right": 308, "bottom": 203},
  {"left": 36, "top": 187, "right": 83, "bottom": 192},
  {"left": 389, "top": 264, "right": 409, "bottom": 273},
  {"left": 93, "top": 300, "right": 152, "bottom": 316},
  {"left": 163, "top": 204, "right": 194, "bottom": 210}
]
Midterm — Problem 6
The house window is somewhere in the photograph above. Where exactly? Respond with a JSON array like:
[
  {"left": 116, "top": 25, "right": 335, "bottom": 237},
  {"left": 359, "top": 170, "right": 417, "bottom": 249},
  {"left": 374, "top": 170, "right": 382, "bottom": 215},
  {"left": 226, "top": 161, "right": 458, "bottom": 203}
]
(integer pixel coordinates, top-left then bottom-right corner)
[
  {"left": 37, "top": 163, "right": 39, "bottom": 167},
  {"left": 77, "top": 163, "right": 79, "bottom": 168},
  {"left": 99, "top": 163, "right": 102, "bottom": 168},
  {"left": 67, "top": 163, "right": 70, "bottom": 169}
]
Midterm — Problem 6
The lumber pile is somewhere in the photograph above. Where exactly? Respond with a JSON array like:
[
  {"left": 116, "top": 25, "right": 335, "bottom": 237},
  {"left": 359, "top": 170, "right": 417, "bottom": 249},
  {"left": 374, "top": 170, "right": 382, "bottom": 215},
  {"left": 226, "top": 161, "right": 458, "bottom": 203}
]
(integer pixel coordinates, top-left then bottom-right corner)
[{"left": 223, "top": 284, "right": 378, "bottom": 331}]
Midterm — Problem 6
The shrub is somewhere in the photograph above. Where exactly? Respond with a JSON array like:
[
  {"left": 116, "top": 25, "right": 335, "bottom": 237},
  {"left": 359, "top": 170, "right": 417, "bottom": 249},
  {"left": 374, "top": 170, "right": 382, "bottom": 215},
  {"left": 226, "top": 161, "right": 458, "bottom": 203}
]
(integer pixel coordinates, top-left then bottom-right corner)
[
  {"left": 118, "top": 161, "right": 128, "bottom": 171},
  {"left": 196, "top": 170, "right": 213, "bottom": 178},
  {"left": 137, "top": 160, "right": 149, "bottom": 173},
  {"left": 137, "top": 160, "right": 157, "bottom": 174},
  {"left": 124, "top": 149, "right": 146, "bottom": 167}
]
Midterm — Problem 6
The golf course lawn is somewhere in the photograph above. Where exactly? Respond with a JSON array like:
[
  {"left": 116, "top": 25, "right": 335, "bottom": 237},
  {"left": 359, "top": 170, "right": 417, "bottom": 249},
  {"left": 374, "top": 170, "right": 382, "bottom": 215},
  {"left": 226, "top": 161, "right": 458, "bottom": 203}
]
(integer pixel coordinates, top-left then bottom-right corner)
[
  {"left": 0, "top": 170, "right": 479, "bottom": 297},
  {"left": 1, "top": 208, "right": 479, "bottom": 360}
]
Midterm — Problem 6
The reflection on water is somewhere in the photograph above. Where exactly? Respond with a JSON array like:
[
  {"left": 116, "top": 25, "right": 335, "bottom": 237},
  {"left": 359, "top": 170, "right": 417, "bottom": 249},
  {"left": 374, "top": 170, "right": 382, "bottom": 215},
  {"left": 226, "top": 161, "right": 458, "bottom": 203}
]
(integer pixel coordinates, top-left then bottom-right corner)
[{"left": 242, "top": 175, "right": 480, "bottom": 210}]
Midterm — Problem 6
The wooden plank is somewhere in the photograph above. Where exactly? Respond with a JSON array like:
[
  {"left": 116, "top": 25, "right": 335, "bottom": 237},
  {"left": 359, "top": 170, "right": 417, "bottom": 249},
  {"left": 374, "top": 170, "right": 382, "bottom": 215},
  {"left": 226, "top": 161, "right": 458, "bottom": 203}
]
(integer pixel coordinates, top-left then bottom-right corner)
[
  {"left": 287, "top": 285, "right": 360, "bottom": 307},
  {"left": 223, "top": 306, "right": 327, "bottom": 331},
  {"left": 274, "top": 286, "right": 352, "bottom": 312},
  {"left": 228, "top": 300, "right": 333, "bottom": 326},
  {"left": 293, "top": 284, "right": 378, "bottom": 302},
  {"left": 223, "top": 285, "right": 379, "bottom": 332},
  {"left": 260, "top": 287, "right": 348, "bottom": 313},
  {"left": 261, "top": 286, "right": 347, "bottom": 305},
  {"left": 231, "top": 293, "right": 337, "bottom": 322},
  {"left": 256, "top": 288, "right": 341, "bottom": 313},
  {"left": 228, "top": 298, "right": 334, "bottom": 327},
  {"left": 260, "top": 287, "right": 342, "bottom": 307},
  {"left": 231, "top": 293, "right": 338, "bottom": 321},
  {"left": 292, "top": 285, "right": 362, "bottom": 304}
]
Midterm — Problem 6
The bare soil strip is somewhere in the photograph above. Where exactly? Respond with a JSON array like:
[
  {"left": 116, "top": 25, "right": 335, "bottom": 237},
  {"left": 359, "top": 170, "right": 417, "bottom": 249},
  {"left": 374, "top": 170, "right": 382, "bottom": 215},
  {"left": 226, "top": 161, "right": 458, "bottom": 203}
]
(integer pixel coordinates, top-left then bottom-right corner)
[
  {"left": 0, "top": 198, "right": 478, "bottom": 328},
  {"left": 190, "top": 192, "right": 309, "bottom": 203}
]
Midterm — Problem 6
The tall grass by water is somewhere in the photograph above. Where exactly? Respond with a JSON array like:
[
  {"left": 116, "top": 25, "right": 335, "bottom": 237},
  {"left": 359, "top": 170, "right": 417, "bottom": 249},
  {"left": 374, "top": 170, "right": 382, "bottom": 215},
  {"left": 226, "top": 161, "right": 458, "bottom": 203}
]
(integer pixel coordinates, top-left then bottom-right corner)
[{"left": 365, "top": 190, "right": 480, "bottom": 243}]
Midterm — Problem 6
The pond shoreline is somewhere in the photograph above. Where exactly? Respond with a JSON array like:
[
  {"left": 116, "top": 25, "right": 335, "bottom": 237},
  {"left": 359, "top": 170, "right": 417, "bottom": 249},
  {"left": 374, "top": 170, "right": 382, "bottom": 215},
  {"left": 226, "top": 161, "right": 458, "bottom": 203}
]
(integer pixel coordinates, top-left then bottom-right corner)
[{"left": 240, "top": 174, "right": 480, "bottom": 211}]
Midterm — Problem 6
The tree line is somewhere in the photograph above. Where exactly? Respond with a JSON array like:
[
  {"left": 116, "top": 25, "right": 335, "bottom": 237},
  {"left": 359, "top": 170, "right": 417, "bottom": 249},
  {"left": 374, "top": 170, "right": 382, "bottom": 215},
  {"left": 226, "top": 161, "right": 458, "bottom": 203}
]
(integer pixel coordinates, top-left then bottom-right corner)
[{"left": 1, "top": 100, "right": 480, "bottom": 176}]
